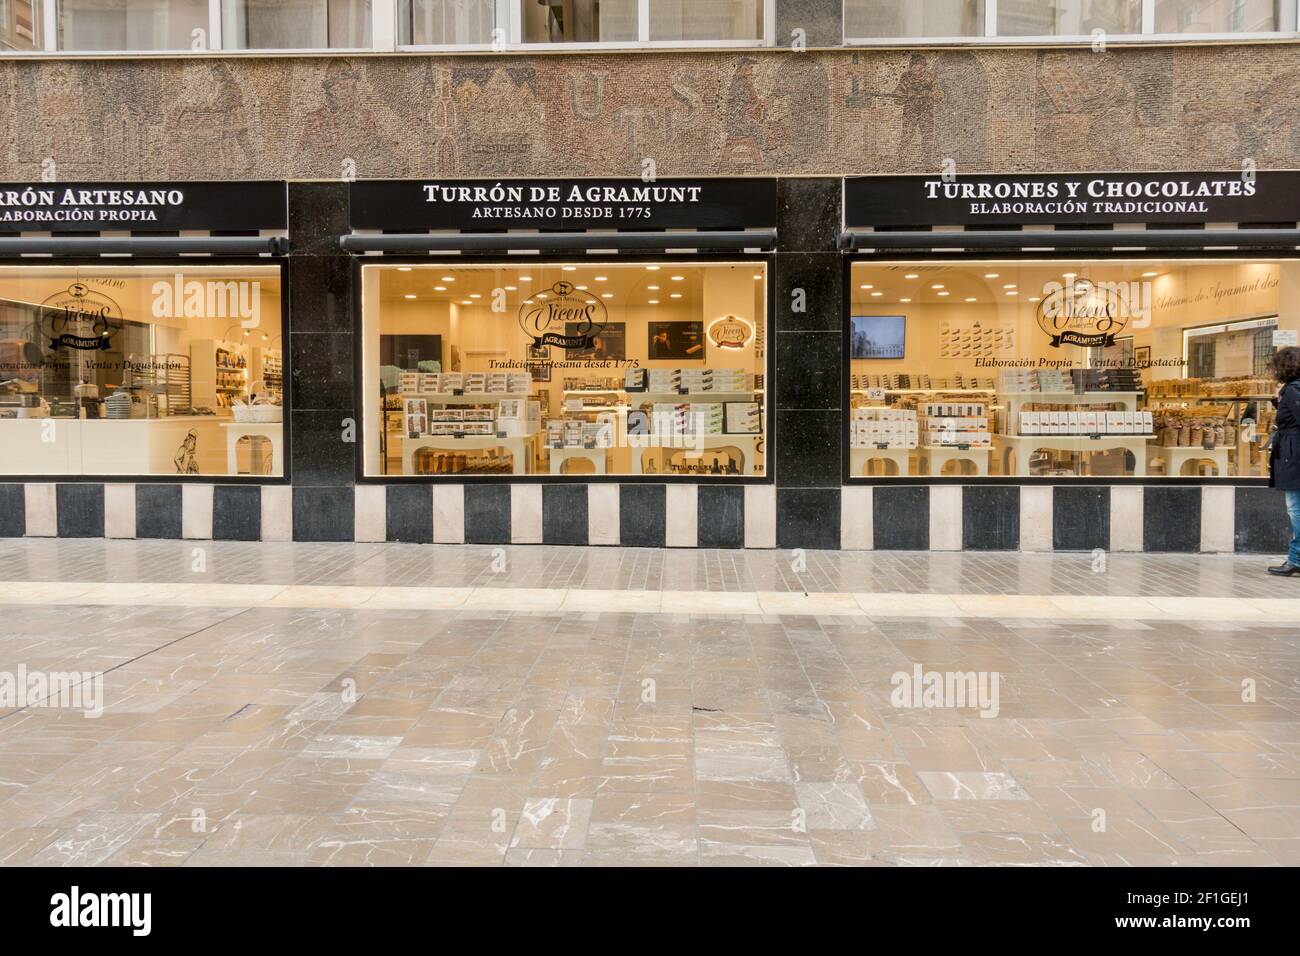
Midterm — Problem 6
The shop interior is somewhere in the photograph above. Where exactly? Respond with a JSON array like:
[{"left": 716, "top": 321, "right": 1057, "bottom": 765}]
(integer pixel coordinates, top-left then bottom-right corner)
[
  {"left": 361, "top": 262, "right": 767, "bottom": 478},
  {"left": 848, "top": 258, "right": 1298, "bottom": 479},
  {"left": 0, "top": 265, "right": 283, "bottom": 477}
]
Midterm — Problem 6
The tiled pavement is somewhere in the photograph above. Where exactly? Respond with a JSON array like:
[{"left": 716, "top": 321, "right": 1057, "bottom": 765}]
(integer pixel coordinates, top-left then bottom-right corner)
[{"left": 0, "top": 540, "right": 1297, "bottom": 866}]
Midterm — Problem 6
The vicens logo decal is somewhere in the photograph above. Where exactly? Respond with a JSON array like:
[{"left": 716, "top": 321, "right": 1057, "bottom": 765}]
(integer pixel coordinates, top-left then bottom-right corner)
[{"left": 518, "top": 280, "right": 608, "bottom": 350}]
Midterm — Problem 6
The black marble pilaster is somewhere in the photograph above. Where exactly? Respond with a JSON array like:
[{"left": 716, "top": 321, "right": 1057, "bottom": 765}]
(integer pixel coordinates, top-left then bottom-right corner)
[
  {"left": 543, "top": 484, "right": 588, "bottom": 546},
  {"left": 464, "top": 484, "right": 511, "bottom": 545},
  {"left": 1053, "top": 486, "right": 1110, "bottom": 552},
  {"left": 698, "top": 485, "right": 745, "bottom": 549},
  {"left": 386, "top": 485, "right": 433, "bottom": 543},
  {"left": 1143, "top": 486, "right": 1202, "bottom": 553},
  {"left": 292, "top": 486, "right": 354, "bottom": 542},
  {"left": 776, "top": 488, "right": 840, "bottom": 550},
  {"left": 0, "top": 485, "right": 23, "bottom": 537},
  {"left": 774, "top": 410, "right": 840, "bottom": 487},
  {"left": 135, "top": 484, "right": 182, "bottom": 539},
  {"left": 56, "top": 484, "right": 103, "bottom": 538},
  {"left": 1234, "top": 486, "right": 1292, "bottom": 554},
  {"left": 213, "top": 485, "right": 262, "bottom": 541},
  {"left": 873, "top": 486, "right": 929, "bottom": 551},
  {"left": 619, "top": 484, "right": 666, "bottom": 549},
  {"left": 962, "top": 486, "right": 1019, "bottom": 551}
]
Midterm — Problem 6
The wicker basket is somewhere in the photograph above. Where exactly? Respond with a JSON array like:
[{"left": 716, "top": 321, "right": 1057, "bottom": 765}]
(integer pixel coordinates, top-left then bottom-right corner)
[{"left": 232, "top": 403, "right": 282, "bottom": 423}]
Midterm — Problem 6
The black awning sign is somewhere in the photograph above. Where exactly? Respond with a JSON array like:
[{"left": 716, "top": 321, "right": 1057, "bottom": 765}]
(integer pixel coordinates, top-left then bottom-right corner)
[{"left": 0, "top": 181, "right": 288, "bottom": 233}]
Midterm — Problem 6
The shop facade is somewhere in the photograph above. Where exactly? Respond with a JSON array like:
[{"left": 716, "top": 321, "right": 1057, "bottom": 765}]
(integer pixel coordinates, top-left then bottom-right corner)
[{"left": 0, "top": 170, "right": 1295, "bottom": 553}]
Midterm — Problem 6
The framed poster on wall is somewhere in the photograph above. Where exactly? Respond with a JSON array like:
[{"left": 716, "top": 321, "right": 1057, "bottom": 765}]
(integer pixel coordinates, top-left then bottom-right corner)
[
  {"left": 724, "top": 401, "right": 762, "bottom": 434},
  {"left": 566, "top": 322, "right": 626, "bottom": 360},
  {"left": 648, "top": 321, "right": 705, "bottom": 360},
  {"left": 851, "top": 316, "right": 906, "bottom": 360}
]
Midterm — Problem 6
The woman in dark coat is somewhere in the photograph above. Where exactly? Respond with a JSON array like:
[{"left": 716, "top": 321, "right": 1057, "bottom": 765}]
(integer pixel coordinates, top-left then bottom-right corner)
[{"left": 1268, "top": 346, "right": 1300, "bottom": 575}]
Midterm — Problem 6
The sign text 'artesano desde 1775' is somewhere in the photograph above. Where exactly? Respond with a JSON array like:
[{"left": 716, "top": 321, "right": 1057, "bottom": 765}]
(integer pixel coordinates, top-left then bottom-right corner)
[
  {"left": 348, "top": 179, "right": 778, "bottom": 231},
  {"left": 845, "top": 171, "right": 1300, "bottom": 227},
  {"left": 0, "top": 181, "right": 288, "bottom": 232}
]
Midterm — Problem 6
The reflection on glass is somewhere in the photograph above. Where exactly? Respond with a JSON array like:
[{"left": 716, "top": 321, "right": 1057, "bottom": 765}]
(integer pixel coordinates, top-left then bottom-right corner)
[
  {"left": 649, "top": 0, "right": 764, "bottom": 41},
  {"left": 59, "top": 0, "right": 207, "bottom": 51},
  {"left": 402, "top": 0, "right": 497, "bottom": 45},
  {"left": 0, "top": 266, "right": 284, "bottom": 477},
  {"left": 1154, "top": 0, "right": 1280, "bottom": 33},
  {"left": 523, "top": 0, "right": 636, "bottom": 42},
  {"left": 221, "top": 0, "right": 371, "bottom": 49},
  {"left": 997, "top": 0, "right": 1142, "bottom": 36},
  {"left": 0, "top": 0, "right": 41, "bottom": 50},
  {"left": 847, "top": 259, "right": 1294, "bottom": 480},
  {"left": 845, "top": 0, "right": 985, "bottom": 38},
  {"left": 361, "top": 262, "right": 768, "bottom": 478}
]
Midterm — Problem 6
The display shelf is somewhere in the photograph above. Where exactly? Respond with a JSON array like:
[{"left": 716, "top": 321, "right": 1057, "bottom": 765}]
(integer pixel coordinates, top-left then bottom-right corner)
[
  {"left": 996, "top": 432, "right": 1155, "bottom": 477},
  {"left": 1000, "top": 390, "right": 1144, "bottom": 400},
  {"left": 633, "top": 391, "right": 757, "bottom": 403},
  {"left": 397, "top": 391, "right": 533, "bottom": 405},
  {"left": 852, "top": 388, "right": 994, "bottom": 395}
]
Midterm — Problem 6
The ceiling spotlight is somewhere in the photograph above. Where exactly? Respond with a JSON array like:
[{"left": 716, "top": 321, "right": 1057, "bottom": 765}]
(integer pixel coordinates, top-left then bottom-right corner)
[
  {"left": 440, "top": 276, "right": 454, "bottom": 282},
  {"left": 937, "top": 291, "right": 950, "bottom": 297},
  {"left": 404, "top": 294, "right": 416, "bottom": 299},
  {"left": 518, "top": 276, "right": 532, "bottom": 282},
  {"left": 562, "top": 266, "right": 577, "bottom": 272},
  {"left": 504, "top": 285, "right": 516, "bottom": 291},
  {"left": 469, "top": 293, "right": 481, "bottom": 299},
  {"left": 860, "top": 284, "right": 874, "bottom": 290},
  {"left": 984, "top": 273, "right": 998, "bottom": 279},
  {"left": 648, "top": 285, "right": 659, "bottom": 290},
  {"left": 648, "top": 299, "right": 659, "bottom": 304},
  {"left": 1142, "top": 271, "right": 1159, "bottom": 277},
  {"left": 646, "top": 265, "right": 660, "bottom": 271},
  {"left": 670, "top": 293, "right": 682, "bottom": 299},
  {"left": 900, "top": 298, "right": 912, "bottom": 303},
  {"left": 870, "top": 292, "right": 883, "bottom": 297},
  {"left": 932, "top": 284, "right": 945, "bottom": 290},
  {"left": 433, "top": 285, "right": 446, "bottom": 291},
  {"left": 601, "top": 293, "right": 613, "bottom": 298},
  {"left": 670, "top": 275, "right": 685, "bottom": 281},
  {"left": 905, "top": 273, "right": 919, "bottom": 279},
  {"left": 965, "top": 297, "right": 976, "bottom": 302},
  {"left": 398, "top": 267, "right": 412, "bottom": 272},
  {"left": 594, "top": 276, "right": 607, "bottom": 281}
]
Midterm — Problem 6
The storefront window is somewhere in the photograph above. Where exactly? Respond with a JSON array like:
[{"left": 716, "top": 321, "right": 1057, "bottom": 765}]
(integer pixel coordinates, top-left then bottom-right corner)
[
  {"left": 847, "top": 258, "right": 1296, "bottom": 480},
  {"left": 844, "top": 0, "right": 985, "bottom": 38},
  {"left": 997, "top": 0, "right": 1143, "bottom": 36},
  {"left": 362, "top": 262, "right": 767, "bottom": 478},
  {"left": 1154, "top": 0, "right": 1282, "bottom": 33},
  {"left": 221, "top": 0, "right": 371, "bottom": 49},
  {"left": 401, "top": 0, "right": 499, "bottom": 45},
  {"left": 0, "top": 265, "right": 284, "bottom": 477},
  {"left": 0, "top": 0, "right": 41, "bottom": 50},
  {"left": 58, "top": 0, "right": 207, "bottom": 50}
]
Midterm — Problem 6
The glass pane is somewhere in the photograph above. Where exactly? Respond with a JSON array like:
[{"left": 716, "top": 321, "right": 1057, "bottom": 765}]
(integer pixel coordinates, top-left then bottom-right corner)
[
  {"left": 0, "top": 0, "right": 42, "bottom": 50},
  {"left": 997, "top": 0, "right": 1143, "bottom": 35},
  {"left": 523, "top": 0, "right": 636, "bottom": 42},
  {"left": 59, "top": 0, "right": 208, "bottom": 50},
  {"left": 221, "top": 0, "right": 372, "bottom": 49},
  {"left": 402, "top": 0, "right": 497, "bottom": 44},
  {"left": 0, "top": 265, "right": 283, "bottom": 477},
  {"left": 847, "top": 259, "right": 1293, "bottom": 480},
  {"left": 1154, "top": 0, "right": 1281, "bottom": 33},
  {"left": 648, "top": 0, "right": 764, "bottom": 41},
  {"left": 361, "top": 262, "right": 768, "bottom": 478},
  {"left": 845, "top": 0, "right": 985, "bottom": 38}
]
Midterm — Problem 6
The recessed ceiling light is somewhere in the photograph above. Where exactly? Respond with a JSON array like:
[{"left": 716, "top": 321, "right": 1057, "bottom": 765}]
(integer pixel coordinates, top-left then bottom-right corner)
[
  {"left": 562, "top": 266, "right": 577, "bottom": 272},
  {"left": 460, "top": 300, "right": 472, "bottom": 305},
  {"left": 518, "top": 276, "right": 531, "bottom": 282},
  {"left": 670, "top": 293, "right": 681, "bottom": 298},
  {"left": 537, "top": 293, "right": 548, "bottom": 299},
  {"left": 523, "top": 299, "right": 533, "bottom": 304},
  {"left": 937, "top": 291, "right": 950, "bottom": 297},
  {"left": 905, "top": 274, "right": 919, "bottom": 279},
  {"left": 647, "top": 285, "right": 659, "bottom": 291},
  {"left": 860, "top": 284, "right": 873, "bottom": 290},
  {"left": 433, "top": 285, "right": 446, "bottom": 291},
  {"left": 398, "top": 267, "right": 412, "bottom": 272},
  {"left": 504, "top": 285, "right": 516, "bottom": 291},
  {"left": 601, "top": 293, "right": 613, "bottom": 298},
  {"left": 900, "top": 298, "right": 912, "bottom": 303},
  {"left": 670, "top": 275, "right": 684, "bottom": 281},
  {"left": 575, "top": 285, "right": 588, "bottom": 290},
  {"left": 1007, "top": 291, "right": 1018, "bottom": 296},
  {"left": 932, "top": 284, "right": 945, "bottom": 290},
  {"left": 965, "top": 297, "right": 976, "bottom": 302},
  {"left": 1003, "top": 284, "right": 1016, "bottom": 289},
  {"left": 871, "top": 292, "right": 883, "bottom": 297},
  {"left": 441, "top": 276, "right": 454, "bottom": 282},
  {"left": 646, "top": 265, "right": 660, "bottom": 271},
  {"left": 984, "top": 273, "right": 998, "bottom": 279},
  {"left": 648, "top": 299, "right": 659, "bottom": 304},
  {"left": 752, "top": 274, "right": 762, "bottom": 280},
  {"left": 404, "top": 294, "right": 416, "bottom": 299},
  {"left": 1142, "top": 271, "right": 1159, "bottom": 277},
  {"left": 594, "top": 276, "right": 607, "bottom": 281},
  {"left": 469, "top": 293, "right": 481, "bottom": 299},
  {"left": 1063, "top": 272, "right": 1076, "bottom": 279},
  {"left": 1029, "top": 296, "right": 1041, "bottom": 302}
]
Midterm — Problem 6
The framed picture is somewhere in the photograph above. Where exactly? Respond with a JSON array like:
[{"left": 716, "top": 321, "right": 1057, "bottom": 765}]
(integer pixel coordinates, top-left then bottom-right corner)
[
  {"left": 403, "top": 398, "right": 427, "bottom": 438},
  {"left": 566, "top": 322, "right": 626, "bottom": 360},
  {"left": 1133, "top": 345, "right": 1151, "bottom": 369},
  {"left": 851, "top": 315, "right": 906, "bottom": 359},
  {"left": 724, "top": 401, "right": 762, "bottom": 434},
  {"left": 647, "top": 321, "right": 705, "bottom": 361}
]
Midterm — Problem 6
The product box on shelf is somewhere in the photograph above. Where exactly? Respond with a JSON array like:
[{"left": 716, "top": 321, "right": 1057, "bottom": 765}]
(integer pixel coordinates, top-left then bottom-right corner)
[{"left": 432, "top": 408, "right": 464, "bottom": 422}]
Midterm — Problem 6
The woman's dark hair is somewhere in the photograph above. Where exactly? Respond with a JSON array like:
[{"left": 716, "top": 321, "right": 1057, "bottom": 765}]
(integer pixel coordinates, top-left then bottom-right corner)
[{"left": 1272, "top": 346, "right": 1300, "bottom": 385}]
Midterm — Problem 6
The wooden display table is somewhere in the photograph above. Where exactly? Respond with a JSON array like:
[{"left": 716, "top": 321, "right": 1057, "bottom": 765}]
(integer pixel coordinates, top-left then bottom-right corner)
[
  {"left": 850, "top": 446, "right": 912, "bottom": 477},
  {"left": 222, "top": 421, "right": 284, "bottom": 475},
  {"left": 549, "top": 446, "right": 609, "bottom": 475},
  {"left": 401, "top": 434, "right": 535, "bottom": 475},
  {"left": 924, "top": 445, "right": 990, "bottom": 476},
  {"left": 1147, "top": 444, "right": 1232, "bottom": 477},
  {"left": 631, "top": 434, "right": 762, "bottom": 475},
  {"left": 998, "top": 433, "right": 1153, "bottom": 477}
]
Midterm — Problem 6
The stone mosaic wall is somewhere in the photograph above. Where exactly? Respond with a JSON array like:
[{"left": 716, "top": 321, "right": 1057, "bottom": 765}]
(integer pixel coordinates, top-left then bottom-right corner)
[{"left": 1, "top": 43, "right": 1298, "bottom": 181}]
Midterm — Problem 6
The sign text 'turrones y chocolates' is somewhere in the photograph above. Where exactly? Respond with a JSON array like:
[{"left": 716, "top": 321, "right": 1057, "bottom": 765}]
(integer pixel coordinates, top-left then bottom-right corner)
[{"left": 348, "top": 179, "right": 778, "bottom": 231}]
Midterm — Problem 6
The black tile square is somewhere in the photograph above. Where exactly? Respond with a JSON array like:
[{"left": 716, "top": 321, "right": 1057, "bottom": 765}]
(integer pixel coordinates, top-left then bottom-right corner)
[
  {"left": 290, "top": 333, "right": 355, "bottom": 411},
  {"left": 290, "top": 409, "right": 357, "bottom": 486},
  {"left": 698, "top": 485, "right": 745, "bottom": 549},
  {"left": 1054, "top": 486, "right": 1110, "bottom": 552},
  {"left": 774, "top": 252, "right": 843, "bottom": 332},
  {"left": 873, "top": 485, "right": 929, "bottom": 550},
  {"left": 776, "top": 487, "right": 840, "bottom": 549},
  {"left": 135, "top": 484, "right": 183, "bottom": 539},
  {"left": 962, "top": 485, "right": 1019, "bottom": 551},
  {"left": 543, "top": 484, "right": 588, "bottom": 546},
  {"left": 775, "top": 331, "right": 841, "bottom": 409},
  {"left": 292, "top": 486, "right": 354, "bottom": 542},
  {"left": 464, "top": 484, "right": 510, "bottom": 545},
  {"left": 776, "top": 178, "right": 841, "bottom": 251},
  {"left": 386, "top": 484, "right": 433, "bottom": 543},
  {"left": 213, "top": 485, "right": 262, "bottom": 541},
  {"left": 0, "top": 484, "right": 23, "bottom": 537},
  {"left": 1234, "top": 486, "right": 1291, "bottom": 554},
  {"left": 288, "top": 254, "right": 353, "bottom": 334},
  {"left": 774, "top": 410, "right": 840, "bottom": 487},
  {"left": 1143, "top": 486, "right": 1202, "bottom": 553},
  {"left": 620, "top": 484, "right": 666, "bottom": 548},
  {"left": 288, "top": 182, "right": 349, "bottom": 256},
  {"left": 56, "top": 484, "right": 104, "bottom": 538}
]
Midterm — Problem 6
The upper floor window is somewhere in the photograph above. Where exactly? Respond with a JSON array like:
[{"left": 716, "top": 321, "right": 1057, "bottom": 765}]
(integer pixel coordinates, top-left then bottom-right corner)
[
  {"left": 59, "top": 0, "right": 207, "bottom": 51},
  {"left": 0, "top": 0, "right": 42, "bottom": 50},
  {"left": 221, "top": 0, "right": 372, "bottom": 50},
  {"left": 401, "top": 0, "right": 499, "bottom": 45},
  {"left": 845, "top": 0, "right": 1297, "bottom": 40}
]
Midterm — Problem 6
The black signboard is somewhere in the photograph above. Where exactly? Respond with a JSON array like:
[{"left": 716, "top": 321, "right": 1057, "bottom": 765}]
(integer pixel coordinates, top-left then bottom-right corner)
[
  {"left": 349, "top": 178, "right": 778, "bottom": 231},
  {"left": 0, "top": 181, "right": 288, "bottom": 233},
  {"left": 845, "top": 171, "right": 1300, "bottom": 227}
]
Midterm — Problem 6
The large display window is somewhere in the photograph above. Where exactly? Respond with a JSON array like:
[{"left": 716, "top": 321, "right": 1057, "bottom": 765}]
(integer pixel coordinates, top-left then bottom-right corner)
[
  {"left": 361, "top": 261, "right": 768, "bottom": 479},
  {"left": 0, "top": 264, "right": 284, "bottom": 477},
  {"left": 847, "top": 257, "right": 1298, "bottom": 480}
]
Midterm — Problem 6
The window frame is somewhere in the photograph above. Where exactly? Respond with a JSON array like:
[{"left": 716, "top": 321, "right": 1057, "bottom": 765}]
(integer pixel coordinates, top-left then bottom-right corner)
[
  {"left": 352, "top": 253, "right": 777, "bottom": 486},
  {"left": 0, "top": 255, "right": 291, "bottom": 485},
  {"left": 840, "top": 250, "right": 1299, "bottom": 488},
  {"left": 842, "top": 0, "right": 1300, "bottom": 47}
]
